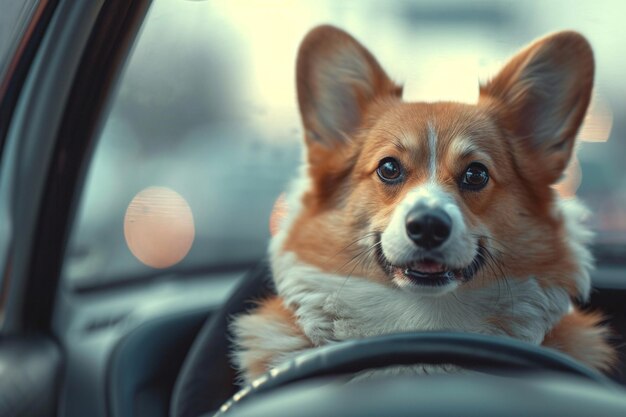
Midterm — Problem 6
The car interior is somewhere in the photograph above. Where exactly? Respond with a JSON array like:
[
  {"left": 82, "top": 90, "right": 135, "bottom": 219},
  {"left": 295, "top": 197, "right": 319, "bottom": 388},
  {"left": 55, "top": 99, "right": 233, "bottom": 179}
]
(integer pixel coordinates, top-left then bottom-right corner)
[{"left": 1, "top": 1, "right": 626, "bottom": 417}]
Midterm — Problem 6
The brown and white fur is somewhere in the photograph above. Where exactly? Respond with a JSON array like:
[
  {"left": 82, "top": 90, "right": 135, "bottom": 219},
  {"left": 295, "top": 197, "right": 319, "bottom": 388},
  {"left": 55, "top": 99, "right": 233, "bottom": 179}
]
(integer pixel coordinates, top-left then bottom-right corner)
[{"left": 232, "top": 25, "right": 616, "bottom": 383}]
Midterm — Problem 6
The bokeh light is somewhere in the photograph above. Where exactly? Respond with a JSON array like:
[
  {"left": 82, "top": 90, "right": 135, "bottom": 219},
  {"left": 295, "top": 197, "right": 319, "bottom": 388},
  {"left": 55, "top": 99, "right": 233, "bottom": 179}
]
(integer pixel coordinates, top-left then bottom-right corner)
[
  {"left": 553, "top": 156, "right": 582, "bottom": 198},
  {"left": 579, "top": 93, "right": 613, "bottom": 143},
  {"left": 124, "top": 186, "right": 195, "bottom": 268},
  {"left": 270, "top": 193, "right": 288, "bottom": 236}
]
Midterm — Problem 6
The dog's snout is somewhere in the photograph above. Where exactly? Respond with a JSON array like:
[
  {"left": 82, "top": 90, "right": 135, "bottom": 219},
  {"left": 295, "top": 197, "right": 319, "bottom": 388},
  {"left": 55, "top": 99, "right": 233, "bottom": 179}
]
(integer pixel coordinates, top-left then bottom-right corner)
[{"left": 405, "top": 207, "right": 452, "bottom": 249}]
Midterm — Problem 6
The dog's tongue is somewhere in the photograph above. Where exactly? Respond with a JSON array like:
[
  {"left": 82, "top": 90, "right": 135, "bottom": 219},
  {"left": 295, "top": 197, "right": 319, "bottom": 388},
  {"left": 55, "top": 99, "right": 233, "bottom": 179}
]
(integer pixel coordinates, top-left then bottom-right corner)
[{"left": 411, "top": 260, "right": 446, "bottom": 274}]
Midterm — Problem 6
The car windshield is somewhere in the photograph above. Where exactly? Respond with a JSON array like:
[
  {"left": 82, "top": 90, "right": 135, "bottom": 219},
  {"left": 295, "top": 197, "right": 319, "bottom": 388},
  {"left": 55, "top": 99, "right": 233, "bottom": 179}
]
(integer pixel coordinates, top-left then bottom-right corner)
[{"left": 62, "top": 0, "right": 626, "bottom": 289}]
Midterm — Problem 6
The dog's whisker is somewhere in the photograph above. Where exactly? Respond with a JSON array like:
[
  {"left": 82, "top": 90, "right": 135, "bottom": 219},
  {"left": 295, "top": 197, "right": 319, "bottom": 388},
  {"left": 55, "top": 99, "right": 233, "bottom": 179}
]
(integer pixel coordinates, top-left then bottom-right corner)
[
  {"left": 328, "top": 232, "right": 379, "bottom": 262},
  {"left": 480, "top": 247, "right": 514, "bottom": 311},
  {"left": 333, "top": 240, "right": 380, "bottom": 276},
  {"left": 332, "top": 241, "right": 382, "bottom": 306},
  {"left": 472, "top": 234, "right": 517, "bottom": 256}
]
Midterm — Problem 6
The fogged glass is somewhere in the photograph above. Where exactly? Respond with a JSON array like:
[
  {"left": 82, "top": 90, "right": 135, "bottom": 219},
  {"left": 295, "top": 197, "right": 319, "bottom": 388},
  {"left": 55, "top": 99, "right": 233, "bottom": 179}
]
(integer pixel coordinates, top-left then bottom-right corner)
[{"left": 62, "top": 0, "right": 626, "bottom": 288}]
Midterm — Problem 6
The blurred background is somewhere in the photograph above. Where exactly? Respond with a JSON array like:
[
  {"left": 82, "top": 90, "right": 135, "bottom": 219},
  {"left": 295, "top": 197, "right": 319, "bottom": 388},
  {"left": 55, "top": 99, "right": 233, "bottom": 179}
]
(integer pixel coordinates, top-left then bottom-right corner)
[{"left": 62, "top": 0, "right": 626, "bottom": 290}]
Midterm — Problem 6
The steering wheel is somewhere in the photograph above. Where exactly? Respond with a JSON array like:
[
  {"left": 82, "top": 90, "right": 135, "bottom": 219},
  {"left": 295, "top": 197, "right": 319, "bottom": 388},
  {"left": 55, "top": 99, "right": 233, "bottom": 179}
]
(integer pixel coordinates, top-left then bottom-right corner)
[
  {"left": 213, "top": 331, "right": 613, "bottom": 416},
  {"left": 170, "top": 261, "right": 617, "bottom": 417}
]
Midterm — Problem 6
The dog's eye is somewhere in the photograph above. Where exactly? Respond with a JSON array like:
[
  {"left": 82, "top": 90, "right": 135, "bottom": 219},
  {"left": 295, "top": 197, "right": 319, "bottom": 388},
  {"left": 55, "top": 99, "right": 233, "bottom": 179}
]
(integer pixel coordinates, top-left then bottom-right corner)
[
  {"left": 376, "top": 157, "right": 403, "bottom": 183},
  {"left": 461, "top": 163, "right": 489, "bottom": 190}
]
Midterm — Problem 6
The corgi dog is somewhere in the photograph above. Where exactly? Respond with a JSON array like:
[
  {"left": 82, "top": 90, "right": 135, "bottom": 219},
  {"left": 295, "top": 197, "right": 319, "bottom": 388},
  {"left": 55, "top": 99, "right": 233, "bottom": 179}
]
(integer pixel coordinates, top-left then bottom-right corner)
[{"left": 232, "top": 25, "right": 616, "bottom": 383}]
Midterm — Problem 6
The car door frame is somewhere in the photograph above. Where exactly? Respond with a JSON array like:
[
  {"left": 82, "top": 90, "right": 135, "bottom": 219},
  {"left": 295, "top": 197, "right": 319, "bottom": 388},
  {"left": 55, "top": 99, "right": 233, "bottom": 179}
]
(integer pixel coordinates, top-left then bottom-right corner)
[
  {"left": 0, "top": 0, "right": 151, "bottom": 416},
  {"left": 1, "top": 0, "right": 151, "bottom": 332}
]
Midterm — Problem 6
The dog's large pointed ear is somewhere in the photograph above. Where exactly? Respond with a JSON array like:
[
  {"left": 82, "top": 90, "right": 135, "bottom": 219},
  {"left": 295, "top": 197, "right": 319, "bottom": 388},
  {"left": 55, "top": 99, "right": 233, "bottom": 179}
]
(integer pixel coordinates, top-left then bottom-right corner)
[
  {"left": 480, "top": 31, "right": 594, "bottom": 184},
  {"left": 297, "top": 25, "right": 402, "bottom": 147}
]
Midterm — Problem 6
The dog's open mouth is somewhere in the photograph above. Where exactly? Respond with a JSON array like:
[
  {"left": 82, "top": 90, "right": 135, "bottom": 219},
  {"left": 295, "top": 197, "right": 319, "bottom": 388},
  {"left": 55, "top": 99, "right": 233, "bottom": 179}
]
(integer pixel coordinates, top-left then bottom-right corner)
[
  {"left": 399, "top": 260, "right": 462, "bottom": 286},
  {"left": 374, "top": 235, "right": 486, "bottom": 288},
  {"left": 394, "top": 255, "right": 483, "bottom": 287}
]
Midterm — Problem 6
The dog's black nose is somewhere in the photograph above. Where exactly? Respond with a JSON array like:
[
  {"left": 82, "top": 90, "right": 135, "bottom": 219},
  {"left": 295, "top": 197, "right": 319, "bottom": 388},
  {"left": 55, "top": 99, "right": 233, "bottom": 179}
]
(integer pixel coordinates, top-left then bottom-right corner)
[{"left": 405, "top": 207, "right": 452, "bottom": 249}]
